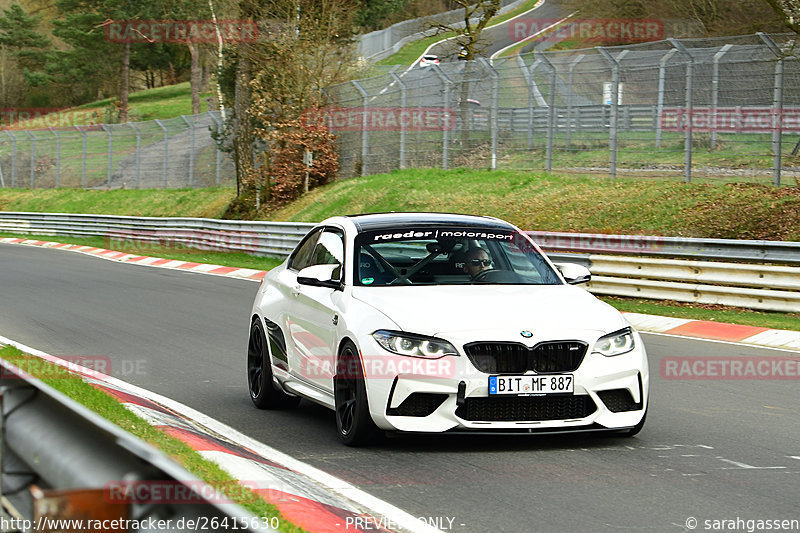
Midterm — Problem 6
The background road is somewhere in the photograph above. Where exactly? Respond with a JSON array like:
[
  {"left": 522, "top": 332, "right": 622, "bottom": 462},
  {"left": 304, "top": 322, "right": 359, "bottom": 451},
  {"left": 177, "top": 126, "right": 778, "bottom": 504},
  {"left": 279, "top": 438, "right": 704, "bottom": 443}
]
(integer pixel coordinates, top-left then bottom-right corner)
[
  {"left": 425, "top": 0, "right": 567, "bottom": 62},
  {"left": 2, "top": 243, "right": 799, "bottom": 532}
]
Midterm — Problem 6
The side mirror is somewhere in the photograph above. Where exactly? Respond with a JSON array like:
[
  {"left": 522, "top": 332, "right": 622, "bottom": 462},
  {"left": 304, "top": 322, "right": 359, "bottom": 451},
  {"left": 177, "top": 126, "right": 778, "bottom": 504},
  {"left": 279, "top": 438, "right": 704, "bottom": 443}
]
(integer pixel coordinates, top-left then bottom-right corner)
[
  {"left": 297, "top": 264, "right": 342, "bottom": 290},
  {"left": 553, "top": 262, "right": 591, "bottom": 285}
]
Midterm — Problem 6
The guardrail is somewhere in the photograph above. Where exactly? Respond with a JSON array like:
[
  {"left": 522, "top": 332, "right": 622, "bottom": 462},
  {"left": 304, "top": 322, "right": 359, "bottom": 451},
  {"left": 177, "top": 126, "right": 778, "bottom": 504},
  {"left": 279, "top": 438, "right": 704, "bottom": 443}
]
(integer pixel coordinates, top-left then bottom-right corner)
[
  {"left": 2, "top": 212, "right": 799, "bottom": 312},
  {"left": 0, "top": 355, "right": 265, "bottom": 532},
  {"left": 583, "top": 255, "right": 800, "bottom": 313},
  {"left": 0, "top": 212, "right": 315, "bottom": 257}
]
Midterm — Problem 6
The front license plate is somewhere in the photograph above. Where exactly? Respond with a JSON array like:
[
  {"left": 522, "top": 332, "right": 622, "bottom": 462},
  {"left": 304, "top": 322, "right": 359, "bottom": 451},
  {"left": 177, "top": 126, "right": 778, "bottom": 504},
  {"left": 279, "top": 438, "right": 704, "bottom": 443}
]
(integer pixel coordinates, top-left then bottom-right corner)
[{"left": 489, "top": 374, "right": 574, "bottom": 395}]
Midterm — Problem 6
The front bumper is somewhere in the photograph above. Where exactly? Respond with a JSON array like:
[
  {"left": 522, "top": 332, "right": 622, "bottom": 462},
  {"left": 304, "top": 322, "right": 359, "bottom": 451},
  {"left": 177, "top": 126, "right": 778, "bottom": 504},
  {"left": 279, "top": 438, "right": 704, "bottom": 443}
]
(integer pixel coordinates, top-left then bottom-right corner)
[{"left": 361, "top": 333, "right": 649, "bottom": 434}]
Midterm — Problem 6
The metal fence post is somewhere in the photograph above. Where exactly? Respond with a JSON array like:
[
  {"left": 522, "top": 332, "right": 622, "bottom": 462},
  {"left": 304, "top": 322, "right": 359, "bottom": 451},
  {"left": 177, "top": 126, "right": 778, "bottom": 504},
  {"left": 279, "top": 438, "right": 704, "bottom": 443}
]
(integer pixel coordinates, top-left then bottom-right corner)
[
  {"left": 101, "top": 124, "right": 113, "bottom": 188},
  {"left": 669, "top": 38, "right": 694, "bottom": 183},
  {"left": 49, "top": 127, "right": 60, "bottom": 187},
  {"left": 75, "top": 126, "right": 87, "bottom": 188},
  {"left": 25, "top": 130, "right": 35, "bottom": 188},
  {"left": 656, "top": 49, "right": 677, "bottom": 148},
  {"left": 432, "top": 65, "right": 452, "bottom": 170},
  {"left": 566, "top": 54, "right": 585, "bottom": 150},
  {"left": 597, "top": 47, "right": 621, "bottom": 178},
  {"left": 759, "top": 32, "right": 785, "bottom": 187},
  {"left": 207, "top": 111, "right": 223, "bottom": 186},
  {"left": 517, "top": 55, "right": 538, "bottom": 150},
  {"left": 128, "top": 122, "right": 141, "bottom": 188},
  {"left": 181, "top": 115, "right": 196, "bottom": 186},
  {"left": 535, "top": 51, "right": 557, "bottom": 172},
  {"left": 711, "top": 44, "right": 733, "bottom": 150},
  {"left": 351, "top": 81, "right": 369, "bottom": 177},
  {"left": 390, "top": 72, "right": 407, "bottom": 169},
  {"left": 7, "top": 131, "right": 16, "bottom": 187},
  {"left": 155, "top": 119, "right": 168, "bottom": 188},
  {"left": 479, "top": 58, "right": 499, "bottom": 170}
]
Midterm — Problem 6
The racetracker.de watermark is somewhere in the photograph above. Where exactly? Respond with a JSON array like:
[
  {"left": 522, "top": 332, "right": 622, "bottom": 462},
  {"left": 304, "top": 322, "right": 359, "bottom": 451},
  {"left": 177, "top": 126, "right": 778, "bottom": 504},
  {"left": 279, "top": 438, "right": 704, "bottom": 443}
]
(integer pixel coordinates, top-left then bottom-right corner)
[
  {"left": 104, "top": 230, "right": 260, "bottom": 254},
  {"left": 104, "top": 20, "right": 258, "bottom": 43},
  {"left": 509, "top": 18, "right": 664, "bottom": 44},
  {"left": 1, "top": 108, "right": 102, "bottom": 129},
  {"left": 527, "top": 231, "right": 665, "bottom": 253},
  {"left": 104, "top": 480, "right": 263, "bottom": 505},
  {"left": 1, "top": 356, "right": 147, "bottom": 380},
  {"left": 301, "top": 355, "right": 457, "bottom": 381},
  {"left": 662, "top": 357, "right": 800, "bottom": 380},
  {"left": 324, "top": 107, "right": 456, "bottom": 132}
]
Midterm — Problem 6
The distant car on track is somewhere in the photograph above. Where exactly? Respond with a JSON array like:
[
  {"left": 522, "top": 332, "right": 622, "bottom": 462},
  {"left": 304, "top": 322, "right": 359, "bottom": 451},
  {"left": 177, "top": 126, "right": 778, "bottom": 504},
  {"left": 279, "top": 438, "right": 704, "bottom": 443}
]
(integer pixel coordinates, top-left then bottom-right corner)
[
  {"left": 247, "top": 213, "right": 649, "bottom": 445},
  {"left": 419, "top": 54, "right": 439, "bottom": 67}
]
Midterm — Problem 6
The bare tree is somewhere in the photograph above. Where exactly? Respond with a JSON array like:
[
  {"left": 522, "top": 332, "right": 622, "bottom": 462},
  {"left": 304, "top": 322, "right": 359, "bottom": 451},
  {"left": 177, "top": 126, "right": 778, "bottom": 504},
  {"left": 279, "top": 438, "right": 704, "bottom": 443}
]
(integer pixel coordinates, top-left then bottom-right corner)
[
  {"left": 433, "top": 1, "right": 501, "bottom": 148},
  {"left": 434, "top": 0, "right": 501, "bottom": 60},
  {"left": 764, "top": 0, "right": 800, "bottom": 33}
]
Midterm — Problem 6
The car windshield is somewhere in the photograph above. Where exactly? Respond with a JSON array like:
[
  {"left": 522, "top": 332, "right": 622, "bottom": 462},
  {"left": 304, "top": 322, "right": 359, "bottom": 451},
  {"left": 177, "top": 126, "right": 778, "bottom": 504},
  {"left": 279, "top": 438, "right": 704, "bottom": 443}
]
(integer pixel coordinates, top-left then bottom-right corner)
[{"left": 354, "top": 226, "right": 562, "bottom": 286}]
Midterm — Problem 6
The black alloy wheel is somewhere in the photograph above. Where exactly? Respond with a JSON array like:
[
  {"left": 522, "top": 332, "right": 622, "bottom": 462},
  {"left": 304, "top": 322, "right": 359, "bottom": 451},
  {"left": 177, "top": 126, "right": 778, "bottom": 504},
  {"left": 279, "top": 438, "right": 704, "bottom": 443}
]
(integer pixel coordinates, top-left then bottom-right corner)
[{"left": 247, "top": 318, "right": 300, "bottom": 409}]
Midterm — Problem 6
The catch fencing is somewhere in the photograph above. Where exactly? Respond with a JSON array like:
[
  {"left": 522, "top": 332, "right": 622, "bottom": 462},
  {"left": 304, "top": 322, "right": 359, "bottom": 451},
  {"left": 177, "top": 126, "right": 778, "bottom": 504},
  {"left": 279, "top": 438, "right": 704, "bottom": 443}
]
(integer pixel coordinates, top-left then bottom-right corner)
[
  {"left": 330, "top": 32, "right": 800, "bottom": 185},
  {"left": 0, "top": 111, "right": 236, "bottom": 189}
]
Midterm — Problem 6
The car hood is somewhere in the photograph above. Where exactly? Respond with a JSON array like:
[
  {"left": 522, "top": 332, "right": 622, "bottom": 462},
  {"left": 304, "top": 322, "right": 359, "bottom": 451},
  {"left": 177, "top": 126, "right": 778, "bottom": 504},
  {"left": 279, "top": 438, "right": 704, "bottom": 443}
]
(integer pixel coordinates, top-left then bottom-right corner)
[{"left": 351, "top": 285, "right": 627, "bottom": 340}]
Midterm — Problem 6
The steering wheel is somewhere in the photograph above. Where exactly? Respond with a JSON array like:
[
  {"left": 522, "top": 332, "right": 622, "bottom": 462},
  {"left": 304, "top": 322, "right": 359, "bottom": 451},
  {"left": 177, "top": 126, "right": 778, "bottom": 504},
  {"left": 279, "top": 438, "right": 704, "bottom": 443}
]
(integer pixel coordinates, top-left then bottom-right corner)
[{"left": 472, "top": 269, "right": 493, "bottom": 282}]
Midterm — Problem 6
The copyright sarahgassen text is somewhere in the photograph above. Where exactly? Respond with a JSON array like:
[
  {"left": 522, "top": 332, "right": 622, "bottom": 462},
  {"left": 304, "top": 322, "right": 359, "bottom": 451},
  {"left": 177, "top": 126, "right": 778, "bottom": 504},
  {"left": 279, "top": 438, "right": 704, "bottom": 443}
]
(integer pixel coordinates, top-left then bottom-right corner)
[{"left": 685, "top": 517, "right": 799, "bottom": 532}]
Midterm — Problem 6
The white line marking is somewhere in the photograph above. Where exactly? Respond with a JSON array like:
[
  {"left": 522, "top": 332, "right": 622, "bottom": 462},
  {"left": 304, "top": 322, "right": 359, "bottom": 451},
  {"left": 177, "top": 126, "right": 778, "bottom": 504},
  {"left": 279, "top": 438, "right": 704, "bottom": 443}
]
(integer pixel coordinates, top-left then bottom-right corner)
[{"left": 716, "top": 457, "right": 786, "bottom": 470}]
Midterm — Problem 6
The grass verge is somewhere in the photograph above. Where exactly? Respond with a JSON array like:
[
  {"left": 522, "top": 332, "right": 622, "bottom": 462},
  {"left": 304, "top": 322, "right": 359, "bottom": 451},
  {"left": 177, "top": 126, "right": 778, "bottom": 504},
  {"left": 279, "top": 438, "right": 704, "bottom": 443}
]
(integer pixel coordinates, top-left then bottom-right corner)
[
  {"left": 0, "top": 188, "right": 235, "bottom": 218},
  {"left": 0, "top": 346, "right": 305, "bottom": 533},
  {"left": 270, "top": 168, "right": 800, "bottom": 241}
]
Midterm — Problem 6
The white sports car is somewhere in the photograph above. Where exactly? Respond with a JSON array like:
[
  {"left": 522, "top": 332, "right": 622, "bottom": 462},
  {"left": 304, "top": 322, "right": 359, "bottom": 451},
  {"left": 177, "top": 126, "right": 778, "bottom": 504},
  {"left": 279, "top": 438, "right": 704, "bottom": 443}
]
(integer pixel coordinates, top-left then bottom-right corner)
[{"left": 248, "top": 213, "right": 648, "bottom": 445}]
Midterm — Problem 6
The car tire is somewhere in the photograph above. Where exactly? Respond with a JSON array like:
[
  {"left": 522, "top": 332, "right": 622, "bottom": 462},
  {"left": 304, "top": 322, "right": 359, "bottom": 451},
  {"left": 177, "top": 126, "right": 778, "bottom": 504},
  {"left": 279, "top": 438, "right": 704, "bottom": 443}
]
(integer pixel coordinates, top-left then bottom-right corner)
[
  {"left": 247, "top": 318, "right": 300, "bottom": 409},
  {"left": 334, "top": 340, "right": 380, "bottom": 446}
]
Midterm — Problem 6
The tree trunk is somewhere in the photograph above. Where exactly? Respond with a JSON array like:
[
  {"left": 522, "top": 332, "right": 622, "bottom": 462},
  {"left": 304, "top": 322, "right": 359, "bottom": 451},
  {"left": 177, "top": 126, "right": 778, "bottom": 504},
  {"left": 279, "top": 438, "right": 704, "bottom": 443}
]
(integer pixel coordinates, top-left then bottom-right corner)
[
  {"left": 119, "top": 41, "right": 130, "bottom": 123},
  {"left": 232, "top": 53, "right": 253, "bottom": 197},
  {"left": 201, "top": 58, "right": 210, "bottom": 93},
  {"left": 188, "top": 42, "right": 201, "bottom": 115}
]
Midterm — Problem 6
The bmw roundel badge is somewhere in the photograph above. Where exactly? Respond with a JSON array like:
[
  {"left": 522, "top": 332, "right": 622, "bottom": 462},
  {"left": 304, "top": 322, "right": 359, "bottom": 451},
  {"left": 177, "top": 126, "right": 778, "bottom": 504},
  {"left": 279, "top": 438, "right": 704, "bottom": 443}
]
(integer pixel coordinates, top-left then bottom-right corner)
[{"left": 520, "top": 330, "right": 533, "bottom": 338}]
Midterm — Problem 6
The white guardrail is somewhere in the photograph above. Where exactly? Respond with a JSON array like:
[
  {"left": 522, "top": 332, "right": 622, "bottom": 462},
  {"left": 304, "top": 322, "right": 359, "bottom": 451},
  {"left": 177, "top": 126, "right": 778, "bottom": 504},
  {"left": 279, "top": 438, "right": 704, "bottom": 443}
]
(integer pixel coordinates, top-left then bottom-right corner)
[{"left": 1, "top": 212, "right": 799, "bottom": 312}]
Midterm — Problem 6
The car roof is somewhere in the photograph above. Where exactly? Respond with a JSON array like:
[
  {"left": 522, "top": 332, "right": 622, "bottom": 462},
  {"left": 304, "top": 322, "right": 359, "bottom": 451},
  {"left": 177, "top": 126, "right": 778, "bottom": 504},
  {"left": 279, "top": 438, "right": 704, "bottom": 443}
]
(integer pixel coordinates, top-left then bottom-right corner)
[{"left": 341, "top": 212, "right": 515, "bottom": 232}]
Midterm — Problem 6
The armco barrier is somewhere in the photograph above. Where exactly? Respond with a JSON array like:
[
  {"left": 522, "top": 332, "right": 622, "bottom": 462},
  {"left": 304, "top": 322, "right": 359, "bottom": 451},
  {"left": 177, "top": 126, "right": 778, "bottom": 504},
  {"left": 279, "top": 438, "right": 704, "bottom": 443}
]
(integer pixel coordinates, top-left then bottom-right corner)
[
  {"left": 2, "top": 212, "right": 799, "bottom": 311},
  {"left": 584, "top": 255, "right": 800, "bottom": 313},
  {"left": 0, "top": 356, "right": 265, "bottom": 532}
]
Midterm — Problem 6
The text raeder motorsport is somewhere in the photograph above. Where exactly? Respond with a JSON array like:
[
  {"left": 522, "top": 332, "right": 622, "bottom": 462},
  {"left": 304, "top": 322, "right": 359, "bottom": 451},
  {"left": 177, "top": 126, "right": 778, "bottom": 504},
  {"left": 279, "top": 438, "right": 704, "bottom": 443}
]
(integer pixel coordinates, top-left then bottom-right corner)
[{"left": 372, "top": 230, "right": 514, "bottom": 241}]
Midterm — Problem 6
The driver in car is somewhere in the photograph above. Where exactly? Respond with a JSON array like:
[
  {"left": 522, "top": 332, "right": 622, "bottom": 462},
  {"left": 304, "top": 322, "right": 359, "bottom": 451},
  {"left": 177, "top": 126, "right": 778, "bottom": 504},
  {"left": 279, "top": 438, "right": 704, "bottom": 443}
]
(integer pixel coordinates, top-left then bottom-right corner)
[{"left": 463, "top": 247, "right": 492, "bottom": 280}]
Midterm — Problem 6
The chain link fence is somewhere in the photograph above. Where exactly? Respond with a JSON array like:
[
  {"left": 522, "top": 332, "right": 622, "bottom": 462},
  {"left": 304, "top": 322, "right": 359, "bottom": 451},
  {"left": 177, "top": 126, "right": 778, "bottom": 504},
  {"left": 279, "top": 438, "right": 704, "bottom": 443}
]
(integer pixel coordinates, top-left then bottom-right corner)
[
  {"left": 331, "top": 33, "right": 800, "bottom": 185},
  {"left": 0, "top": 111, "right": 235, "bottom": 189}
]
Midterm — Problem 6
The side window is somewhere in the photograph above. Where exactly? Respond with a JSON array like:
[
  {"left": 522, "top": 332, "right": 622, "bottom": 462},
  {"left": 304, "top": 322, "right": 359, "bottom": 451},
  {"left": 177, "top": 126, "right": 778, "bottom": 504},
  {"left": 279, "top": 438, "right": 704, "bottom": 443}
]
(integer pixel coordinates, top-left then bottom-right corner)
[
  {"left": 309, "top": 229, "right": 345, "bottom": 280},
  {"left": 288, "top": 228, "right": 322, "bottom": 271}
]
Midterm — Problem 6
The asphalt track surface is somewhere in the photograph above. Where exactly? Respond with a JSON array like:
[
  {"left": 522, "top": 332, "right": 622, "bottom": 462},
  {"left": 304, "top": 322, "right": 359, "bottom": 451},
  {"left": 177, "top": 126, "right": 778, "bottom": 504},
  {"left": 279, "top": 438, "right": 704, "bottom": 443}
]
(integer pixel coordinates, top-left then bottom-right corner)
[{"left": 2, "top": 243, "right": 799, "bottom": 532}]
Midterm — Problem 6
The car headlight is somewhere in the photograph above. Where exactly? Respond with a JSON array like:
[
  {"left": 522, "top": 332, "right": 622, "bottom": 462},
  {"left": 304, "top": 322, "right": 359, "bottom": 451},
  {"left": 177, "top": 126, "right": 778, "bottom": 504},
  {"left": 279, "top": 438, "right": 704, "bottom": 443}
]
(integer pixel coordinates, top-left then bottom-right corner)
[
  {"left": 372, "top": 330, "right": 458, "bottom": 359},
  {"left": 593, "top": 327, "right": 635, "bottom": 357}
]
